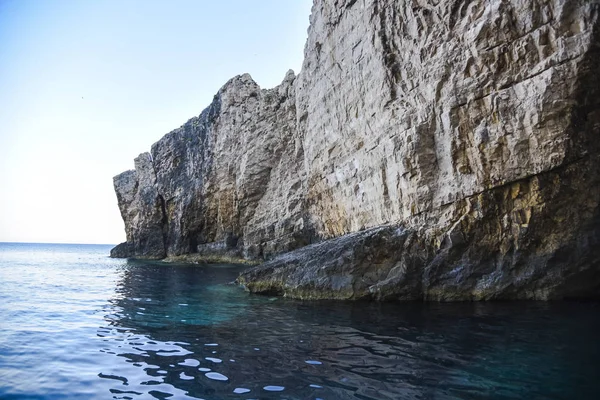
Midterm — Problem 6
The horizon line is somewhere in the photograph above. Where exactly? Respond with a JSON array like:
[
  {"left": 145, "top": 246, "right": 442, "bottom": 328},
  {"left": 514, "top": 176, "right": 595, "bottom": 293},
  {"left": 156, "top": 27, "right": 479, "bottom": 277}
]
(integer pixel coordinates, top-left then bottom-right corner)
[{"left": 0, "top": 241, "right": 117, "bottom": 246}]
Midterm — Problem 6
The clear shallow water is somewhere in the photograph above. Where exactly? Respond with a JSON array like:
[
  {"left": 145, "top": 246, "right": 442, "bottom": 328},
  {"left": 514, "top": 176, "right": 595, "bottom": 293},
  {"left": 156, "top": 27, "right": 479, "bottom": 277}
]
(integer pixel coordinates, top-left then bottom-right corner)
[{"left": 0, "top": 243, "right": 599, "bottom": 400}]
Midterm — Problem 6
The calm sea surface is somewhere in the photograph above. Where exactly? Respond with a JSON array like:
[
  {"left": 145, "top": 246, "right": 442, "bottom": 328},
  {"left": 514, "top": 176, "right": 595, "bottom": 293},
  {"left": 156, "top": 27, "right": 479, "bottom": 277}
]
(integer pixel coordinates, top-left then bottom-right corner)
[{"left": 0, "top": 243, "right": 599, "bottom": 400}]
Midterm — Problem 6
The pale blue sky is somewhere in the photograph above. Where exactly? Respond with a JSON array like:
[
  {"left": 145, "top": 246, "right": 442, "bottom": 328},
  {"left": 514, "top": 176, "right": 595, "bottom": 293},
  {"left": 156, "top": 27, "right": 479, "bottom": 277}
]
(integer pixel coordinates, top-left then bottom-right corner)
[{"left": 0, "top": 0, "right": 312, "bottom": 244}]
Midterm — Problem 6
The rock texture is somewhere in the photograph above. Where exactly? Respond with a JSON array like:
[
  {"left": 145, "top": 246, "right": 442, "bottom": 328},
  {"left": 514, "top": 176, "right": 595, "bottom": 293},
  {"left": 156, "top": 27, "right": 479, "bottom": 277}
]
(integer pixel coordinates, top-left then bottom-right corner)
[
  {"left": 113, "top": 0, "right": 600, "bottom": 300},
  {"left": 113, "top": 71, "right": 308, "bottom": 260}
]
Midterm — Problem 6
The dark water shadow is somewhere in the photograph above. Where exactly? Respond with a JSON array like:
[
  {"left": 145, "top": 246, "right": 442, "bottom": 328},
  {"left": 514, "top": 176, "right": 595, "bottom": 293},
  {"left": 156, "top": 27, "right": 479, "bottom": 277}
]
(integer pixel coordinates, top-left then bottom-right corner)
[{"left": 96, "top": 261, "right": 600, "bottom": 400}]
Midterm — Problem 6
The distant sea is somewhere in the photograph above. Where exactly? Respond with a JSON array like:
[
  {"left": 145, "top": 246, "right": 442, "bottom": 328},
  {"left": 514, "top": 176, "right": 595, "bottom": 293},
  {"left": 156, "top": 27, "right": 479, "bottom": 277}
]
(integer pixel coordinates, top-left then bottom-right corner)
[{"left": 0, "top": 242, "right": 599, "bottom": 399}]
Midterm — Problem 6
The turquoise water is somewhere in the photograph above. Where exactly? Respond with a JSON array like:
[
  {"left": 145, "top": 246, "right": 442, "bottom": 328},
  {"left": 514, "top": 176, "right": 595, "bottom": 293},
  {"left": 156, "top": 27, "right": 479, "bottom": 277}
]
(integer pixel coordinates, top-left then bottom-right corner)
[{"left": 0, "top": 243, "right": 599, "bottom": 399}]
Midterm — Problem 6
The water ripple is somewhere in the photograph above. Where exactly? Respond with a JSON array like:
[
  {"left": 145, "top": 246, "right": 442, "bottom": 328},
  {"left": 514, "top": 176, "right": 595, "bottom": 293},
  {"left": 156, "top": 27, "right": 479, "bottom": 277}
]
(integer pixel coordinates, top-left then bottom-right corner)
[{"left": 1, "top": 244, "right": 599, "bottom": 399}]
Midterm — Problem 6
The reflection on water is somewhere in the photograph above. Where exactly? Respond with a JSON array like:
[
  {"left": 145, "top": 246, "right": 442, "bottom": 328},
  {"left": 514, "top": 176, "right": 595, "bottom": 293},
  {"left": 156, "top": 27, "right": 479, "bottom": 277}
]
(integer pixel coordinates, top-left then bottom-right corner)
[
  {"left": 98, "top": 260, "right": 600, "bottom": 400},
  {"left": 0, "top": 244, "right": 599, "bottom": 400}
]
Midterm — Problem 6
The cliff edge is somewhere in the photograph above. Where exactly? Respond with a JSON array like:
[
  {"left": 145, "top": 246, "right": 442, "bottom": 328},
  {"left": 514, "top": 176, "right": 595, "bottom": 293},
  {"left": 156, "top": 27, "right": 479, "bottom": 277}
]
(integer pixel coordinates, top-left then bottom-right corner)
[{"left": 113, "top": 0, "right": 600, "bottom": 300}]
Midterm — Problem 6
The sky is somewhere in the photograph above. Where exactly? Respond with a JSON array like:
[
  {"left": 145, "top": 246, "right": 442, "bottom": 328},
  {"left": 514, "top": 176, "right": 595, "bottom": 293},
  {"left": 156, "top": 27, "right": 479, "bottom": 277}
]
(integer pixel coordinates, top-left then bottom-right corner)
[{"left": 0, "top": 0, "right": 313, "bottom": 245}]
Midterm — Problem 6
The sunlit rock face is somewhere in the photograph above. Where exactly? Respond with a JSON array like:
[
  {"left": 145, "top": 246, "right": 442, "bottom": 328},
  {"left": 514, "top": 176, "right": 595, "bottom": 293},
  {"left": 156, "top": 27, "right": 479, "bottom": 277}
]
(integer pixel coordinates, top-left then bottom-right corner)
[
  {"left": 111, "top": 154, "right": 166, "bottom": 259},
  {"left": 113, "top": 0, "right": 600, "bottom": 300},
  {"left": 113, "top": 71, "right": 307, "bottom": 260}
]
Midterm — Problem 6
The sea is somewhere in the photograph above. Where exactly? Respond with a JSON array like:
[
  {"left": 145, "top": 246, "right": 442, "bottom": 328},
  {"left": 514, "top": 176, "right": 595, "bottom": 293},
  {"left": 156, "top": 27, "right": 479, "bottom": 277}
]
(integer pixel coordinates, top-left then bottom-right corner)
[{"left": 0, "top": 242, "right": 598, "bottom": 400}]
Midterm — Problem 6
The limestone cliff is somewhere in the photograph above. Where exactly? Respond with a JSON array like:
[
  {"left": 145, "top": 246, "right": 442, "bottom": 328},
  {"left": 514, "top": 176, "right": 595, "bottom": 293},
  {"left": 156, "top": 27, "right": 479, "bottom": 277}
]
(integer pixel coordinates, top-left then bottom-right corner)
[
  {"left": 113, "top": 0, "right": 600, "bottom": 300},
  {"left": 113, "top": 71, "right": 307, "bottom": 261}
]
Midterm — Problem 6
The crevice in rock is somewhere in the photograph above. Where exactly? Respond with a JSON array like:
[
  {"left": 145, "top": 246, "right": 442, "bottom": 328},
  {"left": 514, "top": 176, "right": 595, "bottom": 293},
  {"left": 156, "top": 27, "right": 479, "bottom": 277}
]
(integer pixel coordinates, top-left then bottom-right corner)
[
  {"left": 437, "top": 154, "right": 591, "bottom": 210},
  {"left": 449, "top": 0, "right": 473, "bottom": 30},
  {"left": 483, "top": 20, "right": 553, "bottom": 53},
  {"left": 497, "top": 53, "right": 583, "bottom": 91},
  {"left": 157, "top": 194, "right": 169, "bottom": 254},
  {"left": 328, "top": 0, "right": 360, "bottom": 27},
  {"left": 374, "top": 0, "right": 401, "bottom": 104},
  {"left": 449, "top": 53, "right": 585, "bottom": 111},
  {"left": 381, "top": 165, "right": 391, "bottom": 209},
  {"left": 564, "top": 4, "right": 600, "bottom": 162}
]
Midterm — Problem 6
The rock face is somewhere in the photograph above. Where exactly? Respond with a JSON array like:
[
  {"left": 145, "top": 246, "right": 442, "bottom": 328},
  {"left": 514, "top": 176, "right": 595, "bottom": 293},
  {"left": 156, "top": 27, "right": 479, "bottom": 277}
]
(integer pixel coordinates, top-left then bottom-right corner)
[
  {"left": 113, "top": 71, "right": 307, "bottom": 260},
  {"left": 113, "top": 0, "right": 600, "bottom": 300}
]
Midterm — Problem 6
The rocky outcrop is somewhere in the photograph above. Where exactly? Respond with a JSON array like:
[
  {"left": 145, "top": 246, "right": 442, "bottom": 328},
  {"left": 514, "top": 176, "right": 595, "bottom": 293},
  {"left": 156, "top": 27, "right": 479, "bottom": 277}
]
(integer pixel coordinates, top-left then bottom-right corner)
[
  {"left": 113, "top": 71, "right": 308, "bottom": 261},
  {"left": 112, "top": 155, "right": 166, "bottom": 259},
  {"left": 238, "top": 156, "right": 600, "bottom": 300},
  {"left": 113, "top": 0, "right": 600, "bottom": 300}
]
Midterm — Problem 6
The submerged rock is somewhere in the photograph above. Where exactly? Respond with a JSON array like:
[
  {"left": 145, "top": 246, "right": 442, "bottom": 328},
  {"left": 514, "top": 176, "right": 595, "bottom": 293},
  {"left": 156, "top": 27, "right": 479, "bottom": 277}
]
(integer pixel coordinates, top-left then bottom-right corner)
[{"left": 113, "top": 0, "right": 600, "bottom": 300}]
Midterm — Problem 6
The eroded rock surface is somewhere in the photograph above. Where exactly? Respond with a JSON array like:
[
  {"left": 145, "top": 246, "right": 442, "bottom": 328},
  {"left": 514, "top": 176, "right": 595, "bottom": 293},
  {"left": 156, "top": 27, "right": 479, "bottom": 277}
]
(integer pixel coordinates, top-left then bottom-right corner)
[
  {"left": 113, "top": 0, "right": 600, "bottom": 300},
  {"left": 239, "top": 156, "right": 600, "bottom": 300},
  {"left": 113, "top": 71, "right": 307, "bottom": 260}
]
